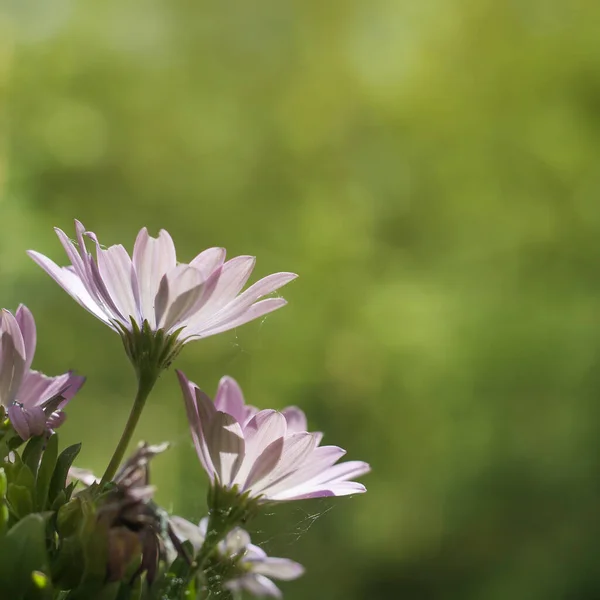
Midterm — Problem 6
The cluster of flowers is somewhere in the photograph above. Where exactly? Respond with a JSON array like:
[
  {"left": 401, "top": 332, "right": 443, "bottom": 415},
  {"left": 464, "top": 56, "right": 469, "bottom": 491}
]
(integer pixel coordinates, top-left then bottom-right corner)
[{"left": 0, "top": 221, "right": 369, "bottom": 598}]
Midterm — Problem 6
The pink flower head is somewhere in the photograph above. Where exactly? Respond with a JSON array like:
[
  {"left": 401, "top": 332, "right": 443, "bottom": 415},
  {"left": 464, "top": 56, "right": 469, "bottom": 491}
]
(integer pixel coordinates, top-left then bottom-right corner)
[
  {"left": 28, "top": 220, "right": 297, "bottom": 344},
  {"left": 0, "top": 305, "right": 85, "bottom": 440},
  {"left": 177, "top": 371, "right": 370, "bottom": 502},
  {"left": 171, "top": 516, "right": 304, "bottom": 598}
]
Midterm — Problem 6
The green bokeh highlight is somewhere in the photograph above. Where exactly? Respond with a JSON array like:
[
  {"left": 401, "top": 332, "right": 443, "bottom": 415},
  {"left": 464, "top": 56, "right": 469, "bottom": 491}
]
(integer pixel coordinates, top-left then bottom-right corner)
[{"left": 3, "top": 1, "right": 600, "bottom": 598}]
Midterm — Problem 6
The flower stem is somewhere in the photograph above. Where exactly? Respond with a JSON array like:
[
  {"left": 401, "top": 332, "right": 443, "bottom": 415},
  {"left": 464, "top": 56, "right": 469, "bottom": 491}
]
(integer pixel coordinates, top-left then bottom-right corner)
[{"left": 100, "top": 373, "right": 156, "bottom": 485}]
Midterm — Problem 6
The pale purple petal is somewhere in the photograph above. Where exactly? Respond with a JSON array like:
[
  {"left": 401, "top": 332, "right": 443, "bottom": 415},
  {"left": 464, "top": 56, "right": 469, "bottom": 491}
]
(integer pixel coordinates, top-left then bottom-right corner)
[
  {"left": 259, "top": 446, "right": 347, "bottom": 499},
  {"left": 63, "top": 222, "right": 124, "bottom": 321},
  {"left": 176, "top": 370, "right": 215, "bottom": 478},
  {"left": 242, "top": 410, "right": 287, "bottom": 455},
  {"left": 213, "top": 376, "right": 247, "bottom": 423},
  {"left": 207, "top": 412, "right": 245, "bottom": 486},
  {"left": 250, "top": 433, "right": 318, "bottom": 496},
  {"left": 26, "top": 252, "right": 115, "bottom": 326},
  {"left": 189, "top": 247, "right": 226, "bottom": 279},
  {"left": 154, "top": 274, "right": 170, "bottom": 328},
  {"left": 169, "top": 516, "right": 206, "bottom": 554},
  {"left": 19, "top": 370, "right": 84, "bottom": 409},
  {"left": 281, "top": 407, "right": 307, "bottom": 434},
  {"left": 0, "top": 313, "right": 26, "bottom": 406},
  {"left": 159, "top": 266, "right": 206, "bottom": 332},
  {"left": 271, "top": 481, "right": 367, "bottom": 501},
  {"left": 46, "top": 410, "right": 67, "bottom": 430},
  {"left": 59, "top": 373, "right": 86, "bottom": 402},
  {"left": 251, "top": 557, "right": 305, "bottom": 580},
  {"left": 133, "top": 228, "right": 177, "bottom": 327},
  {"left": 311, "top": 460, "right": 372, "bottom": 485},
  {"left": 1, "top": 310, "right": 27, "bottom": 361},
  {"left": 14, "top": 305, "right": 37, "bottom": 372},
  {"left": 7, "top": 402, "right": 46, "bottom": 440},
  {"left": 190, "top": 298, "right": 289, "bottom": 339},
  {"left": 188, "top": 256, "right": 256, "bottom": 321},
  {"left": 54, "top": 227, "right": 95, "bottom": 292},
  {"left": 189, "top": 273, "right": 296, "bottom": 336},
  {"left": 222, "top": 527, "right": 252, "bottom": 555},
  {"left": 197, "top": 517, "right": 208, "bottom": 538},
  {"left": 242, "top": 437, "right": 285, "bottom": 490},
  {"left": 229, "top": 574, "right": 283, "bottom": 598},
  {"left": 94, "top": 243, "right": 141, "bottom": 323},
  {"left": 234, "top": 411, "right": 286, "bottom": 487},
  {"left": 68, "top": 466, "right": 100, "bottom": 486},
  {"left": 243, "top": 545, "right": 268, "bottom": 564}
]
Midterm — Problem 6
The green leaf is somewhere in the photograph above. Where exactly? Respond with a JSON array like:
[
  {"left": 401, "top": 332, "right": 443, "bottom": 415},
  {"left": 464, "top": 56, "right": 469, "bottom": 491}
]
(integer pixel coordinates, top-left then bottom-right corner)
[
  {"left": 35, "top": 434, "right": 58, "bottom": 511},
  {"left": 7, "top": 483, "right": 33, "bottom": 519},
  {"left": 50, "top": 489, "right": 67, "bottom": 512},
  {"left": 16, "top": 462, "right": 36, "bottom": 490},
  {"left": 51, "top": 533, "right": 86, "bottom": 589},
  {"left": 31, "top": 570, "right": 49, "bottom": 589},
  {"left": 0, "top": 468, "right": 8, "bottom": 536},
  {"left": 0, "top": 513, "right": 51, "bottom": 599},
  {"left": 149, "top": 541, "right": 194, "bottom": 600},
  {"left": 49, "top": 443, "right": 81, "bottom": 505},
  {"left": 115, "top": 579, "right": 143, "bottom": 600},
  {"left": 22, "top": 436, "right": 46, "bottom": 478},
  {"left": 65, "top": 581, "right": 120, "bottom": 600}
]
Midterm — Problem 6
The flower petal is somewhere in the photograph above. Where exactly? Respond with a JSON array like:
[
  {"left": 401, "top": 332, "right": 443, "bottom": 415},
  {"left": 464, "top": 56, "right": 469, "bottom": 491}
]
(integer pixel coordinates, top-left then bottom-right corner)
[
  {"left": 0, "top": 312, "right": 26, "bottom": 406},
  {"left": 207, "top": 412, "right": 245, "bottom": 487},
  {"left": 159, "top": 266, "right": 206, "bottom": 332},
  {"left": 251, "top": 557, "right": 305, "bottom": 581},
  {"left": 94, "top": 243, "right": 141, "bottom": 323},
  {"left": 258, "top": 445, "right": 347, "bottom": 499},
  {"left": 233, "top": 410, "right": 287, "bottom": 487},
  {"left": 169, "top": 516, "right": 205, "bottom": 554},
  {"left": 189, "top": 255, "right": 256, "bottom": 320},
  {"left": 311, "top": 460, "right": 371, "bottom": 485},
  {"left": 18, "top": 370, "right": 85, "bottom": 411},
  {"left": 223, "top": 527, "right": 252, "bottom": 555},
  {"left": 190, "top": 298, "right": 289, "bottom": 339},
  {"left": 230, "top": 574, "right": 283, "bottom": 598},
  {"left": 213, "top": 376, "right": 247, "bottom": 424},
  {"left": 133, "top": 228, "right": 177, "bottom": 327},
  {"left": 14, "top": 305, "right": 36, "bottom": 373},
  {"left": 271, "top": 481, "right": 367, "bottom": 501},
  {"left": 191, "top": 273, "right": 297, "bottom": 335},
  {"left": 7, "top": 402, "right": 46, "bottom": 440},
  {"left": 242, "top": 436, "right": 284, "bottom": 491},
  {"left": 189, "top": 247, "right": 226, "bottom": 279},
  {"left": 176, "top": 370, "right": 216, "bottom": 478},
  {"left": 280, "top": 406, "right": 307, "bottom": 434},
  {"left": 250, "top": 432, "right": 318, "bottom": 497},
  {"left": 26, "top": 253, "right": 114, "bottom": 326}
]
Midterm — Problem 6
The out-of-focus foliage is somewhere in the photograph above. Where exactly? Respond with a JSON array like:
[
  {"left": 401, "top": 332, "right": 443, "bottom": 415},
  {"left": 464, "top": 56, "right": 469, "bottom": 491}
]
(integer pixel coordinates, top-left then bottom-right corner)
[{"left": 2, "top": 0, "right": 600, "bottom": 598}]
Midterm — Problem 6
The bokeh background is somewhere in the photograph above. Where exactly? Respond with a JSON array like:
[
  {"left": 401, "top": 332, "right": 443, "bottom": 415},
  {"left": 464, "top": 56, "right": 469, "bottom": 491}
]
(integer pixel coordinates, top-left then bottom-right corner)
[{"left": 3, "top": 1, "right": 600, "bottom": 598}]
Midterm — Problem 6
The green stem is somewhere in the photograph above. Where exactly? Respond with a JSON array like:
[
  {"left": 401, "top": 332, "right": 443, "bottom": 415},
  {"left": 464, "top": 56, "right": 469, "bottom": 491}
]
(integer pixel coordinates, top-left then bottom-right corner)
[{"left": 100, "top": 374, "right": 156, "bottom": 485}]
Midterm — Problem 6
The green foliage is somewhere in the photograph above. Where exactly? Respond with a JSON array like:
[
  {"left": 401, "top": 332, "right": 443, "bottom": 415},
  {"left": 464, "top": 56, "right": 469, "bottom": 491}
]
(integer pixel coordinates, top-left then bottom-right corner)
[
  {"left": 0, "top": 513, "right": 52, "bottom": 599},
  {"left": 49, "top": 444, "right": 81, "bottom": 507},
  {"left": 0, "top": 434, "right": 203, "bottom": 600}
]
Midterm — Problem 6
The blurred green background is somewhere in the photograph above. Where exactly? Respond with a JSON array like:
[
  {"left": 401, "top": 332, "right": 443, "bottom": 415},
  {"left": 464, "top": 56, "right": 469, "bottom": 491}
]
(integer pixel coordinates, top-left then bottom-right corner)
[{"left": 3, "top": 0, "right": 600, "bottom": 598}]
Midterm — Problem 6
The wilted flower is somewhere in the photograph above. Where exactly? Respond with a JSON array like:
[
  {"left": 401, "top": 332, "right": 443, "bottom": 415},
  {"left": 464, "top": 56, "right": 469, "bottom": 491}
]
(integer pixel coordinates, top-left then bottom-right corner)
[
  {"left": 0, "top": 305, "right": 84, "bottom": 440},
  {"left": 28, "top": 221, "right": 297, "bottom": 376},
  {"left": 177, "top": 372, "right": 370, "bottom": 504},
  {"left": 71, "top": 442, "right": 178, "bottom": 583},
  {"left": 171, "top": 516, "right": 304, "bottom": 598}
]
